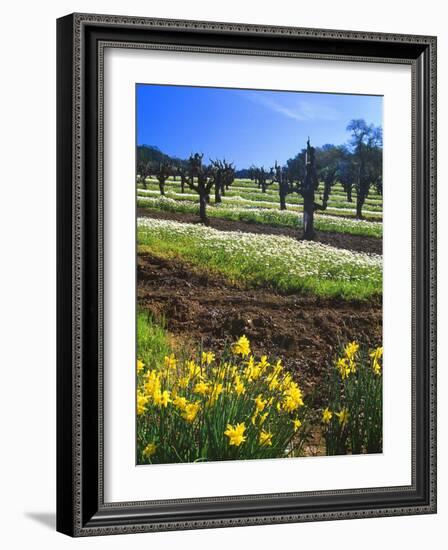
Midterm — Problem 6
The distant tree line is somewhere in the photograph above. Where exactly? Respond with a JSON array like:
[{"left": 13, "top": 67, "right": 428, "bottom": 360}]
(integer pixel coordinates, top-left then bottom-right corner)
[
  {"left": 137, "top": 119, "right": 382, "bottom": 239},
  {"left": 137, "top": 145, "right": 186, "bottom": 170},
  {"left": 244, "top": 119, "right": 382, "bottom": 220}
]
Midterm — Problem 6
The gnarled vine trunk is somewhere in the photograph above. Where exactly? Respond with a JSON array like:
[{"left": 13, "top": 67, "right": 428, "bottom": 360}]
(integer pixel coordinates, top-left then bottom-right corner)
[
  {"left": 300, "top": 140, "right": 319, "bottom": 240},
  {"left": 199, "top": 193, "right": 209, "bottom": 225}
]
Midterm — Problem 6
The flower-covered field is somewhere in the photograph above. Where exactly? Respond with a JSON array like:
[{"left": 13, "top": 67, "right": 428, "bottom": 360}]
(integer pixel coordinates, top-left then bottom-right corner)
[
  {"left": 137, "top": 187, "right": 383, "bottom": 219},
  {"left": 138, "top": 177, "right": 384, "bottom": 221},
  {"left": 138, "top": 217, "right": 382, "bottom": 299},
  {"left": 137, "top": 195, "right": 383, "bottom": 238}
]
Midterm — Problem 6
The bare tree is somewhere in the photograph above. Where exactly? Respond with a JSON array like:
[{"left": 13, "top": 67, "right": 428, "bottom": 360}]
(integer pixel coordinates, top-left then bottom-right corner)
[
  {"left": 272, "top": 161, "right": 293, "bottom": 210},
  {"left": 210, "top": 159, "right": 225, "bottom": 203},
  {"left": 187, "top": 153, "right": 215, "bottom": 225},
  {"left": 337, "top": 154, "right": 356, "bottom": 203},
  {"left": 347, "top": 120, "right": 383, "bottom": 218},
  {"left": 248, "top": 165, "right": 257, "bottom": 183},
  {"left": 137, "top": 161, "right": 153, "bottom": 189},
  {"left": 137, "top": 161, "right": 145, "bottom": 187},
  {"left": 210, "top": 159, "right": 235, "bottom": 203},
  {"left": 223, "top": 160, "right": 235, "bottom": 192},
  {"left": 254, "top": 166, "right": 274, "bottom": 193},
  {"left": 154, "top": 161, "right": 172, "bottom": 196},
  {"left": 178, "top": 166, "right": 189, "bottom": 194},
  {"left": 297, "top": 139, "right": 319, "bottom": 240},
  {"left": 316, "top": 145, "right": 341, "bottom": 209}
]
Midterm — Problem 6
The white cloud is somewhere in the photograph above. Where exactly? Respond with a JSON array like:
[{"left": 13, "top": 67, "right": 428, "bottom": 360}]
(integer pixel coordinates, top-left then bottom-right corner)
[{"left": 243, "top": 92, "right": 340, "bottom": 122}]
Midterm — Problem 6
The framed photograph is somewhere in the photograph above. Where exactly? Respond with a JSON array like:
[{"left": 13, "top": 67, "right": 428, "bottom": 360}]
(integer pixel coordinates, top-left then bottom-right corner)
[{"left": 56, "top": 13, "right": 437, "bottom": 536}]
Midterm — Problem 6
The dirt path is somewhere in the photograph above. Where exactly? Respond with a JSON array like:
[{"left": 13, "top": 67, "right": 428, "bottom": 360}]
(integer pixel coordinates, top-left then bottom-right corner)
[
  {"left": 138, "top": 253, "right": 382, "bottom": 398},
  {"left": 137, "top": 208, "right": 382, "bottom": 255}
]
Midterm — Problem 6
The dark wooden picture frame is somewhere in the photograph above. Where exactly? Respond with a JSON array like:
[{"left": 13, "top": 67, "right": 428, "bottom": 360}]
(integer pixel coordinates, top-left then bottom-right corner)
[{"left": 57, "top": 13, "right": 437, "bottom": 537}]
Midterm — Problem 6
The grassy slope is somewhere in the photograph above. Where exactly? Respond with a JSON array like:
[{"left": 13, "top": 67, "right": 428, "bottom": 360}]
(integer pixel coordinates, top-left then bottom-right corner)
[
  {"left": 138, "top": 180, "right": 383, "bottom": 220},
  {"left": 137, "top": 197, "right": 383, "bottom": 238},
  {"left": 137, "top": 189, "right": 383, "bottom": 220},
  {"left": 138, "top": 218, "right": 382, "bottom": 300}
]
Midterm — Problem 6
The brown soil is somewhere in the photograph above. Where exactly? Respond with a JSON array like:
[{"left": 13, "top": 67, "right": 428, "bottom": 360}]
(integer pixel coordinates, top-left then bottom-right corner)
[
  {"left": 137, "top": 207, "right": 382, "bottom": 255},
  {"left": 138, "top": 252, "right": 382, "bottom": 399}
]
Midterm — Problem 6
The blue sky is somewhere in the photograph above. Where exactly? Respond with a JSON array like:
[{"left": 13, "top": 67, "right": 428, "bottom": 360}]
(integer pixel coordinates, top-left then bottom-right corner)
[{"left": 136, "top": 84, "right": 382, "bottom": 168}]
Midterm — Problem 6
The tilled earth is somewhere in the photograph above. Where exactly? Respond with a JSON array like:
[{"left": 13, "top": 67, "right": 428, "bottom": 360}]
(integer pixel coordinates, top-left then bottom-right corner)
[{"left": 138, "top": 252, "right": 382, "bottom": 399}]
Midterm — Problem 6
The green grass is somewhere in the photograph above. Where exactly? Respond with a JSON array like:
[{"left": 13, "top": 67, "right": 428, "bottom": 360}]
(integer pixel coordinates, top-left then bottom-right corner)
[
  {"left": 137, "top": 217, "right": 382, "bottom": 300},
  {"left": 137, "top": 310, "right": 173, "bottom": 369},
  {"left": 137, "top": 196, "right": 383, "bottom": 238}
]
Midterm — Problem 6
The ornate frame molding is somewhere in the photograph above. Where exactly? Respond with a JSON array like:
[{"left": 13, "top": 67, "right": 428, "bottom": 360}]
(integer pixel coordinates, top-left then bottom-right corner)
[{"left": 57, "top": 13, "right": 437, "bottom": 537}]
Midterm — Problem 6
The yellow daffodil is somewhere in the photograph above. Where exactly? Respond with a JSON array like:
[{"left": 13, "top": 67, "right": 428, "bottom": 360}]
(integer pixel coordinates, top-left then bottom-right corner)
[
  {"left": 254, "top": 394, "right": 267, "bottom": 413},
  {"left": 281, "top": 373, "right": 293, "bottom": 391},
  {"left": 208, "top": 383, "right": 223, "bottom": 405},
  {"left": 187, "top": 360, "right": 201, "bottom": 379},
  {"left": 137, "top": 359, "right": 145, "bottom": 373},
  {"left": 272, "top": 360, "right": 283, "bottom": 377},
  {"left": 282, "top": 382, "right": 304, "bottom": 412},
  {"left": 144, "top": 370, "right": 161, "bottom": 397},
  {"left": 232, "top": 335, "right": 251, "bottom": 357},
  {"left": 336, "top": 357, "right": 351, "bottom": 379},
  {"left": 233, "top": 375, "right": 246, "bottom": 396},
  {"left": 259, "top": 430, "right": 273, "bottom": 446},
  {"left": 172, "top": 396, "right": 188, "bottom": 410},
  {"left": 137, "top": 392, "right": 149, "bottom": 415},
  {"left": 153, "top": 389, "right": 171, "bottom": 408},
  {"left": 194, "top": 381, "right": 210, "bottom": 395},
  {"left": 282, "top": 396, "right": 298, "bottom": 413},
  {"left": 370, "top": 346, "right": 383, "bottom": 360},
  {"left": 335, "top": 408, "right": 349, "bottom": 427},
  {"left": 268, "top": 375, "right": 280, "bottom": 391},
  {"left": 164, "top": 354, "right": 177, "bottom": 370},
  {"left": 370, "top": 346, "right": 383, "bottom": 375},
  {"left": 160, "top": 390, "right": 171, "bottom": 408},
  {"left": 292, "top": 418, "right": 302, "bottom": 431},
  {"left": 201, "top": 351, "right": 215, "bottom": 365},
  {"left": 372, "top": 360, "right": 381, "bottom": 375},
  {"left": 244, "top": 356, "right": 262, "bottom": 381},
  {"left": 178, "top": 376, "right": 190, "bottom": 388},
  {"left": 224, "top": 422, "right": 247, "bottom": 446},
  {"left": 142, "top": 442, "right": 157, "bottom": 458},
  {"left": 181, "top": 402, "right": 201, "bottom": 423},
  {"left": 344, "top": 341, "right": 359, "bottom": 360},
  {"left": 229, "top": 365, "right": 238, "bottom": 379},
  {"left": 322, "top": 407, "right": 333, "bottom": 424},
  {"left": 258, "top": 355, "right": 270, "bottom": 373}
]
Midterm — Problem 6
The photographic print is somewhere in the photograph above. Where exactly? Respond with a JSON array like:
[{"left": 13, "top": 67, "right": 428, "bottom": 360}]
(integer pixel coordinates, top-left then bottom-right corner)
[{"left": 135, "top": 84, "right": 383, "bottom": 465}]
